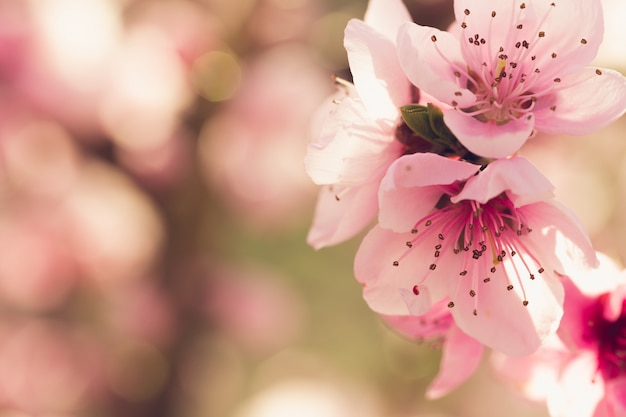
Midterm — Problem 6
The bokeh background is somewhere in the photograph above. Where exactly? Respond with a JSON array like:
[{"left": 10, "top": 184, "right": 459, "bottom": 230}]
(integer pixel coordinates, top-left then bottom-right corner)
[{"left": 0, "top": 0, "right": 624, "bottom": 416}]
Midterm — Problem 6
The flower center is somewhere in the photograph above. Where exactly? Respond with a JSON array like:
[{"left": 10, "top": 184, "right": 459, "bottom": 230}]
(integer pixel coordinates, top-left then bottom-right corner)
[
  {"left": 589, "top": 297, "right": 626, "bottom": 381},
  {"left": 393, "top": 190, "right": 544, "bottom": 316},
  {"left": 427, "top": 2, "right": 592, "bottom": 124}
]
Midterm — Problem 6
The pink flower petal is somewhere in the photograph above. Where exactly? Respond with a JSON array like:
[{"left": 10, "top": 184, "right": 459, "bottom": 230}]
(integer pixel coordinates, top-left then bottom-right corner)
[
  {"left": 547, "top": 352, "right": 604, "bottom": 417},
  {"left": 379, "top": 153, "right": 479, "bottom": 232},
  {"left": 382, "top": 153, "right": 480, "bottom": 189},
  {"left": 345, "top": 19, "right": 411, "bottom": 122},
  {"left": 354, "top": 225, "right": 457, "bottom": 315},
  {"left": 443, "top": 108, "right": 535, "bottom": 159},
  {"left": 396, "top": 22, "right": 476, "bottom": 108},
  {"left": 490, "top": 337, "right": 566, "bottom": 403},
  {"left": 306, "top": 183, "right": 378, "bottom": 250},
  {"left": 379, "top": 185, "right": 443, "bottom": 233},
  {"left": 450, "top": 252, "right": 564, "bottom": 356},
  {"left": 534, "top": 68, "right": 626, "bottom": 136},
  {"left": 452, "top": 157, "right": 554, "bottom": 207},
  {"left": 565, "top": 252, "right": 624, "bottom": 298},
  {"left": 604, "top": 377, "right": 626, "bottom": 416},
  {"left": 399, "top": 286, "right": 432, "bottom": 315},
  {"left": 558, "top": 276, "right": 597, "bottom": 351},
  {"left": 521, "top": 201, "right": 598, "bottom": 278},
  {"left": 605, "top": 283, "right": 626, "bottom": 322},
  {"left": 381, "top": 299, "right": 454, "bottom": 340},
  {"left": 453, "top": 0, "right": 603, "bottom": 79},
  {"left": 305, "top": 96, "right": 401, "bottom": 186},
  {"left": 426, "top": 325, "right": 483, "bottom": 399},
  {"left": 363, "top": 0, "right": 411, "bottom": 44}
]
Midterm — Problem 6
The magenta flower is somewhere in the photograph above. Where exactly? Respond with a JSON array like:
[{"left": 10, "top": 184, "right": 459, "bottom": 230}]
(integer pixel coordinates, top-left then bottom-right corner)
[
  {"left": 396, "top": 0, "right": 626, "bottom": 158},
  {"left": 305, "top": 0, "right": 412, "bottom": 249},
  {"left": 491, "top": 254, "right": 626, "bottom": 417},
  {"left": 355, "top": 154, "right": 597, "bottom": 355},
  {"left": 382, "top": 299, "right": 483, "bottom": 399},
  {"left": 554, "top": 262, "right": 626, "bottom": 416}
]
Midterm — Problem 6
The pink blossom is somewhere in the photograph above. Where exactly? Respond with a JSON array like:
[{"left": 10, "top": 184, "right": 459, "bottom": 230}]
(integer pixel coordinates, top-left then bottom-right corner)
[
  {"left": 491, "top": 254, "right": 626, "bottom": 417},
  {"left": 396, "top": 0, "right": 626, "bottom": 158},
  {"left": 382, "top": 299, "right": 483, "bottom": 399},
  {"left": 305, "top": 0, "right": 412, "bottom": 249},
  {"left": 355, "top": 154, "right": 597, "bottom": 356}
]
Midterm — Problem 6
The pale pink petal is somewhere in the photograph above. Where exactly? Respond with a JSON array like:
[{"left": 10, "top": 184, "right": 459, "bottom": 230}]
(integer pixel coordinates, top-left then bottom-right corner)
[
  {"left": 443, "top": 108, "right": 535, "bottom": 159},
  {"left": 307, "top": 183, "right": 378, "bottom": 250},
  {"left": 379, "top": 153, "right": 479, "bottom": 232},
  {"left": 456, "top": 0, "right": 603, "bottom": 71},
  {"left": 605, "top": 283, "right": 626, "bottom": 322},
  {"left": 450, "top": 254, "right": 564, "bottom": 356},
  {"left": 547, "top": 352, "right": 604, "bottom": 417},
  {"left": 399, "top": 286, "right": 432, "bottom": 315},
  {"left": 452, "top": 157, "right": 554, "bottom": 207},
  {"left": 564, "top": 252, "right": 624, "bottom": 298},
  {"left": 603, "top": 377, "right": 626, "bottom": 417},
  {"left": 521, "top": 201, "right": 598, "bottom": 278},
  {"left": 382, "top": 153, "right": 480, "bottom": 189},
  {"left": 397, "top": 22, "right": 476, "bottom": 108},
  {"left": 354, "top": 226, "right": 458, "bottom": 315},
  {"left": 534, "top": 68, "right": 626, "bottom": 136},
  {"left": 305, "top": 96, "right": 401, "bottom": 186},
  {"left": 451, "top": 2, "right": 519, "bottom": 64},
  {"left": 363, "top": 0, "right": 412, "bottom": 44},
  {"left": 524, "top": 0, "right": 604, "bottom": 79},
  {"left": 345, "top": 19, "right": 411, "bottom": 121},
  {"left": 379, "top": 185, "right": 443, "bottom": 233},
  {"left": 426, "top": 325, "right": 483, "bottom": 399},
  {"left": 381, "top": 299, "right": 454, "bottom": 340},
  {"left": 490, "top": 336, "right": 567, "bottom": 403}
]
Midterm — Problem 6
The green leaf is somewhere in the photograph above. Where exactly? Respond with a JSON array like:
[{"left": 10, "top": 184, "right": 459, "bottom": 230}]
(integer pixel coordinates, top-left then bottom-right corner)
[
  {"left": 427, "top": 103, "right": 455, "bottom": 142},
  {"left": 400, "top": 104, "right": 437, "bottom": 141}
]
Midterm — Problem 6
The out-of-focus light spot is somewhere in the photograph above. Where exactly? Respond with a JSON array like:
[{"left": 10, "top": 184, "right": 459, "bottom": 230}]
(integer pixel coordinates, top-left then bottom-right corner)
[
  {"left": 99, "top": 27, "right": 191, "bottom": 152},
  {"left": 0, "top": 216, "right": 77, "bottom": 311},
  {"left": 64, "top": 161, "right": 165, "bottom": 285},
  {"left": 0, "top": 320, "right": 101, "bottom": 413},
  {"left": 107, "top": 341, "right": 169, "bottom": 403},
  {"left": 3, "top": 120, "right": 81, "bottom": 198},
  {"left": 204, "top": 264, "right": 305, "bottom": 355},
  {"left": 232, "top": 377, "right": 382, "bottom": 417},
  {"left": 29, "top": 0, "right": 122, "bottom": 91},
  {"left": 192, "top": 50, "right": 242, "bottom": 102}
]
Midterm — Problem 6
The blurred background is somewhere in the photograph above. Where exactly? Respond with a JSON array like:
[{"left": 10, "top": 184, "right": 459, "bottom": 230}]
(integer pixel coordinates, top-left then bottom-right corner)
[{"left": 0, "top": 0, "right": 623, "bottom": 416}]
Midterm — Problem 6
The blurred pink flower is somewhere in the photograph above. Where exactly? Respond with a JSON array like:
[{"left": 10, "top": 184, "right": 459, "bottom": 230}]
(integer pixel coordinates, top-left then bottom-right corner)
[
  {"left": 0, "top": 319, "right": 104, "bottom": 414},
  {"left": 382, "top": 299, "right": 483, "bottom": 399},
  {"left": 0, "top": 116, "right": 165, "bottom": 307},
  {"left": 397, "top": 0, "right": 626, "bottom": 158},
  {"left": 491, "top": 254, "right": 626, "bottom": 417},
  {"left": 355, "top": 154, "right": 597, "bottom": 355},
  {"left": 304, "top": 0, "right": 412, "bottom": 249},
  {"left": 203, "top": 264, "right": 305, "bottom": 356},
  {"left": 199, "top": 44, "right": 329, "bottom": 228}
]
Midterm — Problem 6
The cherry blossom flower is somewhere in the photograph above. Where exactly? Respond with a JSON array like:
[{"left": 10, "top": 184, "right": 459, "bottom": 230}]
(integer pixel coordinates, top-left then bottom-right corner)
[
  {"left": 383, "top": 299, "right": 483, "bottom": 399},
  {"left": 305, "top": 0, "right": 412, "bottom": 249},
  {"left": 396, "top": 0, "right": 626, "bottom": 158},
  {"left": 491, "top": 253, "right": 626, "bottom": 417},
  {"left": 355, "top": 153, "right": 597, "bottom": 356}
]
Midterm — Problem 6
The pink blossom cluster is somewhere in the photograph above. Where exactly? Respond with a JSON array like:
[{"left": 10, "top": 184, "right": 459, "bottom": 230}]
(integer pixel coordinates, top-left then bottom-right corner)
[{"left": 306, "top": 0, "right": 626, "bottom": 414}]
